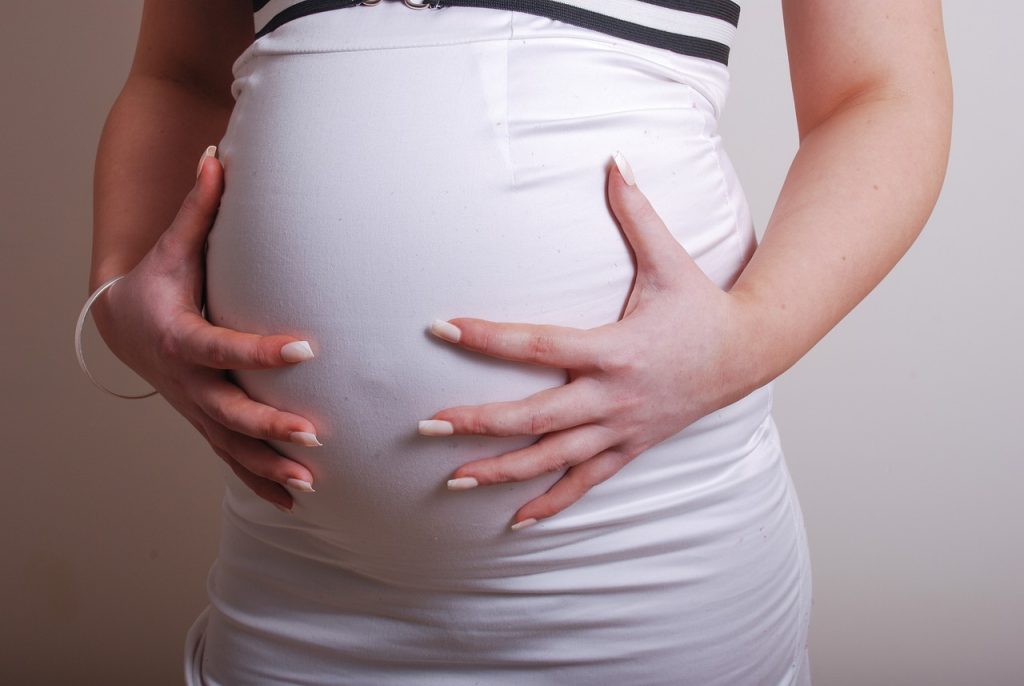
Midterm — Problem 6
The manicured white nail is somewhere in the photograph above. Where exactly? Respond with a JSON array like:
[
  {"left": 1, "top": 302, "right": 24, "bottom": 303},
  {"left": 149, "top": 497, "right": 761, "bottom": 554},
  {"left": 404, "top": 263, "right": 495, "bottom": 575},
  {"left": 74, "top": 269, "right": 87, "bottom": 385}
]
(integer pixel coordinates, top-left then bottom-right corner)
[
  {"left": 196, "top": 145, "right": 217, "bottom": 179},
  {"left": 274, "top": 503, "right": 294, "bottom": 514},
  {"left": 447, "top": 476, "right": 479, "bottom": 490},
  {"left": 430, "top": 319, "right": 461, "bottom": 343},
  {"left": 419, "top": 419, "right": 454, "bottom": 436},
  {"left": 612, "top": 150, "right": 637, "bottom": 187},
  {"left": 285, "top": 478, "right": 316, "bottom": 493},
  {"left": 281, "top": 340, "right": 314, "bottom": 363},
  {"left": 290, "top": 431, "right": 323, "bottom": 447},
  {"left": 510, "top": 518, "right": 538, "bottom": 531}
]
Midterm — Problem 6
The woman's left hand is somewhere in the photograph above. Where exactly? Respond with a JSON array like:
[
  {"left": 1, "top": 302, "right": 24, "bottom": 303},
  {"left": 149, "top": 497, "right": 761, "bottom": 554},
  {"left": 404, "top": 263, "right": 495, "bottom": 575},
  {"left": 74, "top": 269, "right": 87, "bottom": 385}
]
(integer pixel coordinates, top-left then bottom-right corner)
[{"left": 421, "top": 152, "right": 761, "bottom": 529}]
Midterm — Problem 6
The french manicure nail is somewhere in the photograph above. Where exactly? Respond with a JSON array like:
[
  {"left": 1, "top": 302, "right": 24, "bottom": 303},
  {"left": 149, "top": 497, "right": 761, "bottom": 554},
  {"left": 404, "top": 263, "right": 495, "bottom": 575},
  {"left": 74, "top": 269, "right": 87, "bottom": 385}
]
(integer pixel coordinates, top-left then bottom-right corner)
[
  {"left": 290, "top": 431, "right": 323, "bottom": 447},
  {"left": 612, "top": 150, "right": 637, "bottom": 187},
  {"left": 447, "top": 476, "right": 479, "bottom": 491},
  {"left": 274, "top": 503, "right": 294, "bottom": 514},
  {"left": 286, "top": 478, "right": 316, "bottom": 493},
  {"left": 281, "top": 340, "right": 314, "bottom": 363},
  {"left": 419, "top": 419, "right": 454, "bottom": 436},
  {"left": 510, "top": 518, "right": 538, "bottom": 531},
  {"left": 196, "top": 145, "right": 217, "bottom": 179},
  {"left": 430, "top": 319, "right": 461, "bottom": 343}
]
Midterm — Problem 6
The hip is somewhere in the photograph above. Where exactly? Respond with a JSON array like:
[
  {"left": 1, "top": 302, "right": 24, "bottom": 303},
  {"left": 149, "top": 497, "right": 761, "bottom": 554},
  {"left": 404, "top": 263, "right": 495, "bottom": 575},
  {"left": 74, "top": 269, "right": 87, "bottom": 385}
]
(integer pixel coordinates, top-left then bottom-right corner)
[{"left": 189, "top": 416, "right": 813, "bottom": 684}]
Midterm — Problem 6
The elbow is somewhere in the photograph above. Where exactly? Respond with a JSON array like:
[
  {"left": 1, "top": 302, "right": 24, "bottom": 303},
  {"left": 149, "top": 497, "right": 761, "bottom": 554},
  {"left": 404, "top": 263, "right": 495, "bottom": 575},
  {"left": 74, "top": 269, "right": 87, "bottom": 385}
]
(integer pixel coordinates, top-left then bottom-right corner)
[
  {"left": 906, "top": 67, "right": 954, "bottom": 211},
  {"left": 802, "top": 75, "right": 954, "bottom": 201}
]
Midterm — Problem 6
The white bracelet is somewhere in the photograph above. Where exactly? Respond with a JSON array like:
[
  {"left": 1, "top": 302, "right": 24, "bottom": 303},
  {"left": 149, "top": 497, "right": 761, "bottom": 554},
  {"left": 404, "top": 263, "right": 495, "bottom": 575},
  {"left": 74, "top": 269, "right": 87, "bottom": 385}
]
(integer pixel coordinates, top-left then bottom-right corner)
[{"left": 74, "top": 274, "right": 158, "bottom": 400}]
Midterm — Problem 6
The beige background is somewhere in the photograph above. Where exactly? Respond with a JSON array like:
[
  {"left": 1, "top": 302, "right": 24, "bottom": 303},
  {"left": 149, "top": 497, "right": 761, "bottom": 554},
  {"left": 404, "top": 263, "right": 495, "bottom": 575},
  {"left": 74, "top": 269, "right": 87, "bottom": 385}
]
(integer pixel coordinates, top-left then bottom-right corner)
[{"left": 2, "top": 1, "right": 1021, "bottom": 684}]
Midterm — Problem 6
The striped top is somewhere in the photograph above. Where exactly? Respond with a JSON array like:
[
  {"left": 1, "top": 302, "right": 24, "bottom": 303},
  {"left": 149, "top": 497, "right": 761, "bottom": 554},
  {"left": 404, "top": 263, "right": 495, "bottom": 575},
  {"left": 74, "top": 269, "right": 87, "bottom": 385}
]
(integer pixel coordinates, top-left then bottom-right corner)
[{"left": 252, "top": 0, "right": 740, "bottom": 65}]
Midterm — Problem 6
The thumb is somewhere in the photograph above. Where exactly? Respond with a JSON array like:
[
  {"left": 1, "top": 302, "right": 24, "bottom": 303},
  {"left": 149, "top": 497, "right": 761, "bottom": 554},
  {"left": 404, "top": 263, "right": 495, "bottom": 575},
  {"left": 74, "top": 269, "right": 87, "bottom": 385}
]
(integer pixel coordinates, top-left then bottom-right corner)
[
  {"left": 607, "top": 151, "right": 696, "bottom": 289},
  {"left": 159, "top": 145, "right": 224, "bottom": 260}
]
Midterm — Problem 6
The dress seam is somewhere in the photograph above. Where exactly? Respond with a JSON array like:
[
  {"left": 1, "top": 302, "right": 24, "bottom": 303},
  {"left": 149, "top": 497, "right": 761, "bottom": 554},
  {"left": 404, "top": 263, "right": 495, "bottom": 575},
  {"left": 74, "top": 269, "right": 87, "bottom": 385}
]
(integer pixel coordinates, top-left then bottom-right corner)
[{"left": 701, "top": 127, "right": 746, "bottom": 261}]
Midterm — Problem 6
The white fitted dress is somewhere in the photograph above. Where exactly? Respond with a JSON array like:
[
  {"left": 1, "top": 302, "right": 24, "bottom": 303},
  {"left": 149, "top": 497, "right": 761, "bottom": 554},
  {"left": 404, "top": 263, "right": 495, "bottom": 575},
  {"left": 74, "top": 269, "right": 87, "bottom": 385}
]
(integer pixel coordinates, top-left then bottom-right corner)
[{"left": 185, "top": 2, "right": 813, "bottom": 684}]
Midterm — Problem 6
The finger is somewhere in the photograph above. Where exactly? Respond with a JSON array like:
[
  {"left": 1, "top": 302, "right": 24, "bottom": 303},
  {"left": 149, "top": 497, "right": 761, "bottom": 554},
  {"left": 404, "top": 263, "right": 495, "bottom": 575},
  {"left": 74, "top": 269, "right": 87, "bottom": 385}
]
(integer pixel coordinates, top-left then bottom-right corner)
[
  {"left": 448, "top": 423, "right": 616, "bottom": 487},
  {"left": 210, "top": 445, "right": 294, "bottom": 511},
  {"left": 423, "top": 377, "right": 605, "bottom": 437},
  {"left": 512, "top": 447, "right": 630, "bottom": 525},
  {"left": 431, "top": 317, "right": 601, "bottom": 370},
  {"left": 608, "top": 151, "right": 699, "bottom": 288},
  {"left": 209, "top": 424, "right": 316, "bottom": 490},
  {"left": 194, "top": 372, "right": 323, "bottom": 447},
  {"left": 157, "top": 145, "right": 225, "bottom": 263},
  {"left": 172, "top": 310, "right": 315, "bottom": 369}
]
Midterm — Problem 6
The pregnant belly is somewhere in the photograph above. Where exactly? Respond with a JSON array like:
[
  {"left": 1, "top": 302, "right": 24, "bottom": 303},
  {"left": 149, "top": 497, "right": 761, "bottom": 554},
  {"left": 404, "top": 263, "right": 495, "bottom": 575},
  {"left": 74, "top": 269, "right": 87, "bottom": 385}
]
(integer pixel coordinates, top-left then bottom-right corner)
[{"left": 203, "top": 22, "right": 765, "bottom": 581}]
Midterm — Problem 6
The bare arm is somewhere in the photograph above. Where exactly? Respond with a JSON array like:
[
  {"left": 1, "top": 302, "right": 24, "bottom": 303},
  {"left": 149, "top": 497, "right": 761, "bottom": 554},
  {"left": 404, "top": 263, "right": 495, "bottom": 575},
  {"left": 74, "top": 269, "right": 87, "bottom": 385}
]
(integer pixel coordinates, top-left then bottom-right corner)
[
  {"left": 87, "top": 0, "right": 321, "bottom": 511},
  {"left": 89, "top": 0, "right": 252, "bottom": 298},
  {"left": 728, "top": 0, "right": 953, "bottom": 390}
]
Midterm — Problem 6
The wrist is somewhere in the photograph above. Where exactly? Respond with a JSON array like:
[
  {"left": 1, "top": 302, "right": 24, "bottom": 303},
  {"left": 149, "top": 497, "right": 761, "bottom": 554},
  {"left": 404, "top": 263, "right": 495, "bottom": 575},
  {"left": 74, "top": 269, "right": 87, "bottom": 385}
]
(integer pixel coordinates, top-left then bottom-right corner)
[
  {"left": 86, "top": 271, "right": 127, "bottom": 340},
  {"left": 75, "top": 272, "right": 158, "bottom": 400},
  {"left": 723, "top": 286, "right": 781, "bottom": 396}
]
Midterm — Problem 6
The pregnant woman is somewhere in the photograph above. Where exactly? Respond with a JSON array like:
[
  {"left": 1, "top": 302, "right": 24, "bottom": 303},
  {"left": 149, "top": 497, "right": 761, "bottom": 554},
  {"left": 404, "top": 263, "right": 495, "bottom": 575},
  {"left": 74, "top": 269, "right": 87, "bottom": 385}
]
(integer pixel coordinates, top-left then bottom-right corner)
[{"left": 84, "top": 0, "right": 951, "bottom": 683}]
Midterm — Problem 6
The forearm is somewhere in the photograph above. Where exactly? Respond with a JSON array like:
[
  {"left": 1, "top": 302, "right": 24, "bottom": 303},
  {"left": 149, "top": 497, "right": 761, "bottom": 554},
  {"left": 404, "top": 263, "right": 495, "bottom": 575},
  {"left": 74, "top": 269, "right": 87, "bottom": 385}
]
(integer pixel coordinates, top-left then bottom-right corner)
[
  {"left": 90, "top": 75, "right": 232, "bottom": 293},
  {"left": 728, "top": 89, "right": 952, "bottom": 391}
]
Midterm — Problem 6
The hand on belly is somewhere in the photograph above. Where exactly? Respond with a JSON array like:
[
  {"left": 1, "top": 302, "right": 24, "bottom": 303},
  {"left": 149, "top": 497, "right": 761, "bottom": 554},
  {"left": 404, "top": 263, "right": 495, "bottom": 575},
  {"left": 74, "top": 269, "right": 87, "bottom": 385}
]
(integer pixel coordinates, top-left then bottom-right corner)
[{"left": 418, "top": 152, "right": 762, "bottom": 530}]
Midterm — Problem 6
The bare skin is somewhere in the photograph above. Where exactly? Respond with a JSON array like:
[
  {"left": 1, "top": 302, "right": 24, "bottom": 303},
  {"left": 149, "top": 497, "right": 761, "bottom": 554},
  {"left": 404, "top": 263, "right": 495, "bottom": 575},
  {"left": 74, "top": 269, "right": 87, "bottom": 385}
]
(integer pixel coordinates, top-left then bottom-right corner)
[
  {"left": 91, "top": 0, "right": 317, "bottom": 510},
  {"left": 91, "top": 0, "right": 952, "bottom": 519}
]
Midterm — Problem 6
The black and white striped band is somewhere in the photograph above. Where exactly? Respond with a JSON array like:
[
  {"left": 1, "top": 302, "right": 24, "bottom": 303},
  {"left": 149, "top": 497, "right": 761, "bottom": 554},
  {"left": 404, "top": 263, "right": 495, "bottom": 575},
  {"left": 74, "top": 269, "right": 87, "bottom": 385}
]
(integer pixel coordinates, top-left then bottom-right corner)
[{"left": 252, "top": 0, "right": 740, "bottom": 64}]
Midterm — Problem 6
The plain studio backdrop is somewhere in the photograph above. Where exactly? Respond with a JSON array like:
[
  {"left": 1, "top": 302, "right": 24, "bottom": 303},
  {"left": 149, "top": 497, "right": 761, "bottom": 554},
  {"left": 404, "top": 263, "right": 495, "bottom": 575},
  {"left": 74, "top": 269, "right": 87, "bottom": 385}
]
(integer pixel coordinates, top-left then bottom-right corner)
[{"left": 1, "top": 2, "right": 1020, "bottom": 684}]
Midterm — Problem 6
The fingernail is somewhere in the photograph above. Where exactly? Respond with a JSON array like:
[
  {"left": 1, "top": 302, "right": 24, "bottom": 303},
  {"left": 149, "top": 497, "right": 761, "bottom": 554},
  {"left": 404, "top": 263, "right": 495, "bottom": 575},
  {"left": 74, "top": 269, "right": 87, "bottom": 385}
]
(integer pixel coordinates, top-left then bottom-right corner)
[
  {"left": 419, "top": 419, "right": 454, "bottom": 436},
  {"left": 447, "top": 476, "right": 479, "bottom": 491},
  {"left": 274, "top": 503, "right": 294, "bottom": 514},
  {"left": 196, "top": 144, "right": 217, "bottom": 179},
  {"left": 290, "top": 431, "right": 323, "bottom": 447},
  {"left": 612, "top": 150, "right": 636, "bottom": 187},
  {"left": 430, "top": 319, "right": 461, "bottom": 343},
  {"left": 281, "top": 340, "right": 314, "bottom": 363},
  {"left": 285, "top": 478, "right": 316, "bottom": 493},
  {"left": 510, "top": 518, "right": 538, "bottom": 531}
]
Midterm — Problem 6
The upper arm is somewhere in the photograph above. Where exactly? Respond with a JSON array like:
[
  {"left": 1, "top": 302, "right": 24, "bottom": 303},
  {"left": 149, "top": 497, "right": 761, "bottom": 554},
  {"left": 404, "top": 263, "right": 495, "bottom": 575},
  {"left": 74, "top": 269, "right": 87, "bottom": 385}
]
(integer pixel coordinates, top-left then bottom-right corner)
[
  {"left": 129, "top": 0, "right": 254, "bottom": 105},
  {"left": 781, "top": 0, "right": 952, "bottom": 139}
]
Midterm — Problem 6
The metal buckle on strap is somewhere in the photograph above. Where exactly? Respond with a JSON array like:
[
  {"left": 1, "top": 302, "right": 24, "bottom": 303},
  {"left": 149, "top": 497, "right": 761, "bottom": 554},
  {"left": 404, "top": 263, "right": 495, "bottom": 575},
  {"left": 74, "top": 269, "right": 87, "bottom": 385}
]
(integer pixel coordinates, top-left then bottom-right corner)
[{"left": 360, "top": 0, "right": 444, "bottom": 8}]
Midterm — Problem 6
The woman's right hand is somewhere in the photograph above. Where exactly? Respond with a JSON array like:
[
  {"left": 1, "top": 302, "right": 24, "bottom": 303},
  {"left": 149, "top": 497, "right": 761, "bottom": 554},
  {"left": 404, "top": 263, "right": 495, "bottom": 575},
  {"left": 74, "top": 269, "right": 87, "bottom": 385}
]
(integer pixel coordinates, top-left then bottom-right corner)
[{"left": 92, "top": 146, "right": 319, "bottom": 512}]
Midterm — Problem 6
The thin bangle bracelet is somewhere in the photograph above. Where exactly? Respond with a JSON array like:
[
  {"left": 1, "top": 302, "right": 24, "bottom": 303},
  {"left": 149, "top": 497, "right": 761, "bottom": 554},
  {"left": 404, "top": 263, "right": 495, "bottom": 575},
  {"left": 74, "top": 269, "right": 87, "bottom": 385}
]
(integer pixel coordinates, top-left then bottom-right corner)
[{"left": 74, "top": 274, "right": 158, "bottom": 400}]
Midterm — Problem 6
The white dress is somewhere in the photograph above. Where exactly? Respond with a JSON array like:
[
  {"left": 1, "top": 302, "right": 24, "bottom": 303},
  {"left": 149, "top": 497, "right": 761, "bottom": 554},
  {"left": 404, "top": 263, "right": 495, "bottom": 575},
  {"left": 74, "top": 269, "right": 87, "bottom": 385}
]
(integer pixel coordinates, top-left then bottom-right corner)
[{"left": 186, "top": 2, "right": 813, "bottom": 683}]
